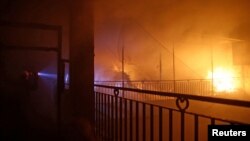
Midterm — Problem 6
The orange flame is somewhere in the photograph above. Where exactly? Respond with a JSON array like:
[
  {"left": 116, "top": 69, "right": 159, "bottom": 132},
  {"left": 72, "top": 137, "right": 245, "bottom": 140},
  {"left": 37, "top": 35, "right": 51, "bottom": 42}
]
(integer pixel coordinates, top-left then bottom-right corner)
[{"left": 207, "top": 67, "right": 239, "bottom": 93}]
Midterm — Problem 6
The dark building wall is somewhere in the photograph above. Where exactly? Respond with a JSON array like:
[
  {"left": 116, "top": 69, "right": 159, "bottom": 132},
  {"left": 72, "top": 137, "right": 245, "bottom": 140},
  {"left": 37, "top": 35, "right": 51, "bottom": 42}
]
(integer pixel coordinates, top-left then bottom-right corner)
[
  {"left": 0, "top": 0, "right": 70, "bottom": 59},
  {"left": 0, "top": 0, "right": 95, "bottom": 139},
  {"left": 69, "top": 0, "right": 95, "bottom": 123}
]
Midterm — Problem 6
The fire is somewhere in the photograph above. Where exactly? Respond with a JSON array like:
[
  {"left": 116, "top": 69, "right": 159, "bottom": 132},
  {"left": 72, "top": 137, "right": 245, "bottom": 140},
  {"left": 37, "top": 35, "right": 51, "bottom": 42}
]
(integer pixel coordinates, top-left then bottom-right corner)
[
  {"left": 207, "top": 67, "right": 237, "bottom": 93},
  {"left": 113, "top": 65, "right": 120, "bottom": 72},
  {"left": 112, "top": 64, "right": 136, "bottom": 81}
]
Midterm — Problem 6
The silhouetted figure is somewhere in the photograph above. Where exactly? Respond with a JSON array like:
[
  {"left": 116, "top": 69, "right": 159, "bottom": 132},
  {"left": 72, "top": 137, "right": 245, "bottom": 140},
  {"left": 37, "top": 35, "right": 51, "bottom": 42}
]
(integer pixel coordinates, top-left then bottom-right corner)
[
  {"left": 0, "top": 43, "right": 39, "bottom": 141},
  {"left": 21, "top": 70, "right": 39, "bottom": 92}
]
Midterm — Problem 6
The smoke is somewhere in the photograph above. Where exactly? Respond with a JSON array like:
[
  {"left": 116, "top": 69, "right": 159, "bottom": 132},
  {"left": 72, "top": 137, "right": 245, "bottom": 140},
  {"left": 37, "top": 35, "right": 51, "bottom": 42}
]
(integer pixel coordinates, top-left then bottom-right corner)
[{"left": 94, "top": 0, "right": 250, "bottom": 81}]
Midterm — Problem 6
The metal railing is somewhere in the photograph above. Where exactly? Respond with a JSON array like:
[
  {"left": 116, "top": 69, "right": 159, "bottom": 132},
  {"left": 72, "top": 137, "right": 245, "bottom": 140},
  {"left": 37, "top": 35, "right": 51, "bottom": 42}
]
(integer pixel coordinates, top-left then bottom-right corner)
[
  {"left": 94, "top": 84, "right": 250, "bottom": 141},
  {"left": 95, "top": 78, "right": 244, "bottom": 97}
]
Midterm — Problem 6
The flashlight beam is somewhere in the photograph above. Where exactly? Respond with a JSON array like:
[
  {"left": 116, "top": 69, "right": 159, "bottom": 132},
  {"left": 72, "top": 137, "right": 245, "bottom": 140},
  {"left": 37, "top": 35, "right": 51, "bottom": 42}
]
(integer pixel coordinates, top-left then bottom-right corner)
[{"left": 38, "top": 72, "right": 57, "bottom": 79}]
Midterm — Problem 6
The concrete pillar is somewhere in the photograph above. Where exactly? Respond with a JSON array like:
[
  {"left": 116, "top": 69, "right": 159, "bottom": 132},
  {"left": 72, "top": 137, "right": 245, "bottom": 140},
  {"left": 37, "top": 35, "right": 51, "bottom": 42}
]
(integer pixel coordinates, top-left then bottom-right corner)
[{"left": 69, "top": 0, "right": 94, "bottom": 124}]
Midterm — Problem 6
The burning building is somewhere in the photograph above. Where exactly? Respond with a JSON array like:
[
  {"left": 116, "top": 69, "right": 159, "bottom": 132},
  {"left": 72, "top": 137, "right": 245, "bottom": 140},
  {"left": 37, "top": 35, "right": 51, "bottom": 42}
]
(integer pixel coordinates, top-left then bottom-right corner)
[{"left": 94, "top": 0, "right": 250, "bottom": 97}]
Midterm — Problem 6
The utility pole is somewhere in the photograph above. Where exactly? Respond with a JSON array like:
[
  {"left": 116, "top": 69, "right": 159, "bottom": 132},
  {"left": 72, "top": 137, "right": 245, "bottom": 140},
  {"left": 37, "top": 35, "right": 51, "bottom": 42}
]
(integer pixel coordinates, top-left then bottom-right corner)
[
  {"left": 173, "top": 42, "right": 176, "bottom": 92},
  {"left": 210, "top": 43, "right": 214, "bottom": 95},
  {"left": 242, "top": 65, "right": 246, "bottom": 94},
  {"left": 159, "top": 50, "right": 162, "bottom": 91},
  {"left": 160, "top": 51, "right": 162, "bottom": 81},
  {"left": 122, "top": 35, "right": 125, "bottom": 98}
]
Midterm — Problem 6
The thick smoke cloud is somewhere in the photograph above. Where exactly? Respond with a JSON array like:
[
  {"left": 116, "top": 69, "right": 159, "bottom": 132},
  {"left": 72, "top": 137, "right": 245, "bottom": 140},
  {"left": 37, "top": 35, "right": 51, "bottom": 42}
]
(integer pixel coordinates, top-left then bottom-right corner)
[{"left": 94, "top": 0, "right": 250, "bottom": 81}]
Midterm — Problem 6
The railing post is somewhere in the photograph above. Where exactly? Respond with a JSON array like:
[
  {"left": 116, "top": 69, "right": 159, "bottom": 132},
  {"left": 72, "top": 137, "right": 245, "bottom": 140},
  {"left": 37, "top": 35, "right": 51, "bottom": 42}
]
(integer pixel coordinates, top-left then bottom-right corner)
[
  {"left": 136, "top": 101, "right": 139, "bottom": 141},
  {"left": 108, "top": 95, "right": 111, "bottom": 140},
  {"left": 176, "top": 97, "right": 189, "bottom": 141},
  {"left": 98, "top": 93, "right": 101, "bottom": 137},
  {"left": 111, "top": 96, "right": 114, "bottom": 141},
  {"left": 115, "top": 89, "right": 119, "bottom": 141},
  {"left": 120, "top": 98, "right": 123, "bottom": 141},
  {"left": 142, "top": 103, "right": 146, "bottom": 141},
  {"left": 169, "top": 109, "right": 173, "bottom": 141},
  {"left": 194, "top": 115, "right": 199, "bottom": 141},
  {"left": 94, "top": 85, "right": 250, "bottom": 141},
  {"left": 150, "top": 105, "right": 154, "bottom": 141},
  {"left": 104, "top": 94, "right": 107, "bottom": 140},
  {"left": 101, "top": 93, "right": 104, "bottom": 138},
  {"left": 130, "top": 100, "right": 133, "bottom": 141},
  {"left": 124, "top": 99, "right": 127, "bottom": 141},
  {"left": 181, "top": 112, "right": 185, "bottom": 141},
  {"left": 159, "top": 107, "right": 163, "bottom": 141}
]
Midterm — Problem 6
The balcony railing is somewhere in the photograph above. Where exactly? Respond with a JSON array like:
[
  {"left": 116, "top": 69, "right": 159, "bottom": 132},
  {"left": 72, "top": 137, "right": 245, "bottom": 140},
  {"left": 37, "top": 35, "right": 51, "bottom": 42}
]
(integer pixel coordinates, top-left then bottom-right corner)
[
  {"left": 94, "top": 84, "right": 250, "bottom": 141},
  {"left": 95, "top": 78, "right": 244, "bottom": 97}
]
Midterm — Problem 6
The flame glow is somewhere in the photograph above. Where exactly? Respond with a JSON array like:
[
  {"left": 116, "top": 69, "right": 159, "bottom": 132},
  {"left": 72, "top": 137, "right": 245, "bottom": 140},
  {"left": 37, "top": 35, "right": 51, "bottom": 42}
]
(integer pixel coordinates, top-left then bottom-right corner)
[
  {"left": 113, "top": 65, "right": 120, "bottom": 72},
  {"left": 207, "top": 67, "right": 238, "bottom": 93},
  {"left": 112, "top": 64, "right": 136, "bottom": 80}
]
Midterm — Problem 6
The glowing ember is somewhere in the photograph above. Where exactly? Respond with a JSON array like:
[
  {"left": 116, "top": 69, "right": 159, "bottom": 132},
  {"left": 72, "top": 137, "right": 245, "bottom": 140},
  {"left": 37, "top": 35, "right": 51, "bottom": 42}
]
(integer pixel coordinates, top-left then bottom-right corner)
[{"left": 207, "top": 67, "right": 237, "bottom": 93}]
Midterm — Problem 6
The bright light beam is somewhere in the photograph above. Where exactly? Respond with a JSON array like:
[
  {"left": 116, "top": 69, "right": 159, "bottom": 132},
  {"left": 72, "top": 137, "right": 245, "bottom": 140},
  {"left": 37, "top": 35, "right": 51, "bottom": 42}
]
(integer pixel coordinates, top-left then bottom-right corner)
[
  {"left": 65, "top": 73, "right": 69, "bottom": 83},
  {"left": 38, "top": 72, "right": 57, "bottom": 79}
]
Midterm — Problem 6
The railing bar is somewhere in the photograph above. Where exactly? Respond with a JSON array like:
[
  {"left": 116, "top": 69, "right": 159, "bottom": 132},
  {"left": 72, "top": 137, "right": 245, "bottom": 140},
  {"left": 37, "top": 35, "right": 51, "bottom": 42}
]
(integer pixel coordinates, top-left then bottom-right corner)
[
  {"left": 94, "top": 87, "right": 249, "bottom": 141},
  {"left": 142, "top": 103, "right": 146, "bottom": 141},
  {"left": 103, "top": 93, "right": 105, "bottom": 141},
  {"left": 136, "top": 101, "right": 139, "bottom": 141},
  {"left": 150, "top": 105, "right": 154, "bottom": 141},
  {"left": 100, "top": 93, "right": 102, "bottom": 140},
  {"left": 181, "top": 112, "right": 185, "bottom": 141},
  {"left": 194, "top": 115, "right": 199, "bottom": 141},
  {"left": 159, "top": 107, "right": 163, "bottom": 141},
  {"left": 94, "top": 84, "right": 250, "bottom": 108},
  {"left": 98, "top": 93, "right": 101, "bottom": 138},
  {"left": 124, "top": 99, "right": 128, "bottom": 141},
  {"left": 108, "top": 95, "right": 111, "bottom": 140},
  {"left": 130, "top": 100, "right": 133, "bottom": 141},
  {"left": 111, "top": 96, "right": 114, "bottom": 141},
  {"left": 120, "top": 98, "right": 123, "bottom": 141},
  {"left": 104, "top": 94, "right": 247, "bottom": 124},
  {"left": 94, "top": 92, "right": 96, "bottom": 136},
  {"left": 169, "top": 109, "right": 173, "bottom": 141},
  {"left": 211, "top": 118, "right": 215, "bottom": 125},
  {"left": 101, "top": 94, "right": 104, "bottom": 140},
  {"left": 96, "top": 92, "right": 99, "bottom": 136},
  {"left": 96, "top": 92, "right": 247, "bottom": 125},
  {"left": 94, "top": 92, "right": 96, "bottom": 135},
  {"left": 115, "top": 96, "right": 118, "bottom": 141},
  {"left": 104, "top": 94, "right": 107, "bottom": 140}
]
